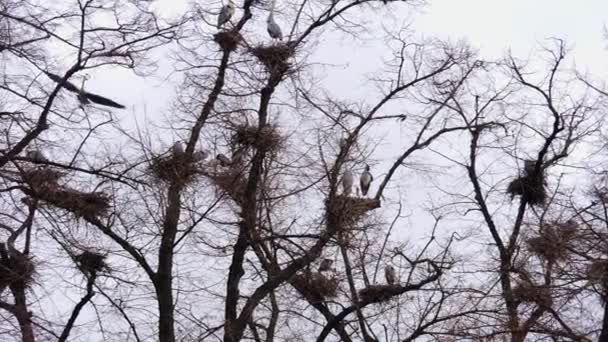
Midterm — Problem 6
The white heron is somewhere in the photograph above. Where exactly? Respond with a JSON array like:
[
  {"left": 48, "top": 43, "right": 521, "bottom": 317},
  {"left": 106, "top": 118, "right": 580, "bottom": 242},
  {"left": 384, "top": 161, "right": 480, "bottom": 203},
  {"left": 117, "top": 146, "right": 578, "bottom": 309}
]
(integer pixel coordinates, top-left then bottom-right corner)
[
  {"left": 45, "top": 72, "right": 125, "bottom": 109},
  {"left": 217, "top": 154, "right": 232, "bottom": 167},
  {"left": 26, "top": 149, "right": 49, "bottom": 163},
  {"left": 172, "top": 141, "right": 184, "bottom": 155},
  {"left": 385, "top": 265, "right": 396, "bottom": 285},
  {"left": 266, "top": 0, "right": 282, "bottom": 40},
  {"left": 318, "top": 258, "right": 333, "bottom": 272},
  {"left": 360, "top": 164, "right": 373, "bottom": 197},
  {"left": 342, "top": 169, "right": 353, "bottom": 196},
  {"left": 217, "top": 0, "right": 235, "bottom": 29}
]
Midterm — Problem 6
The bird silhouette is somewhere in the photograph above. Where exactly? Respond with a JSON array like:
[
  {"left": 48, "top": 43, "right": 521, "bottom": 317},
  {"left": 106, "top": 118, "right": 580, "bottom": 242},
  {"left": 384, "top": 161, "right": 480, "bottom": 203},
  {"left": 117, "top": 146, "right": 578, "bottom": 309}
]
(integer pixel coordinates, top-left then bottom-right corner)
[{"left": 45, "top": 72, "right": 125, "bottom": 109}]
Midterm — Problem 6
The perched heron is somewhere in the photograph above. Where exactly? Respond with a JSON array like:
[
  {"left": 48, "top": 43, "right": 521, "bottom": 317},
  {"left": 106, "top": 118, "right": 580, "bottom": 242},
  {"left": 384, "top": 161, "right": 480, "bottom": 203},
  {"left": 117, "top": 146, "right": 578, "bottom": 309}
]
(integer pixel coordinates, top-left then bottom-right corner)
[
  {"left": 172, "top": 141, "right": 184, "bottom": 155},
  {"left": 192, "top": 150, "right": 208, "bottom": 162},
  {"left": 384, "top": 265, "right": 396, "bottom": 285},
  {"left": 360, "top": 164, "right": 373, "bottom": 197},
  {"left": 524, "top": 159, "right": 537, "bottom": 175},
  {"left": 45, "top": 71, "right": 125, "bottom": 109},
  {"left": 342, "top": 170, "right": 353, "bottom": 196},
  {"left": 217, "top": 0, "right": 235, "bottom": 29},
  {"left": 266, "top": 0, "right": 282, "bottom": 40},
  {"left": 217, "top": 154, "right": 232, "bottom": 167},
  {"left": 26, "top": 149, "right": 49, "bottom": 163},
  {"left": 318, "top": 258, "right": 333, "bottom": 272},
  {"left": 77, "top": 74, "right": 91, "bottom": 109}
]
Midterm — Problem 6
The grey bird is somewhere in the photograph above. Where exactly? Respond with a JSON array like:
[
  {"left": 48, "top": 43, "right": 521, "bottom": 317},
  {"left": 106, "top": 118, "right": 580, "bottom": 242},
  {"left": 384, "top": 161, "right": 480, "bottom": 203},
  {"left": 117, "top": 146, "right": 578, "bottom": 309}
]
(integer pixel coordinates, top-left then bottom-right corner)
[
  {"left": 45, "top": 72, "right": 125, "bottom": 109},
  {"left": 318, "top": 259, "right": 333, "bottom": 272},
  {"left": 217, "top": 0, "right": 235, "bottom": 29},
  {"left": 267, "top": 14, "right": 283, "bottom": 40},
  {"left": 342, "top": 170, "right": 353, "bottom": 196},
  {"left": 192, "top": 150, "right": 208, "bottom": 162},
  {"left": 385, "top": 265, "right": 396, "bottom": 285},
  {"left": 216, "top": 154, "right": 232, "bottom": 167},
  {"left": 360, "top": 164, "right": 373, "bottom": 196},
  {"left": 172, "top": 141, "right": 184, "bottom": 155},
  {"left": 26, "top": 149, "right": 49, "bottom": 163}
]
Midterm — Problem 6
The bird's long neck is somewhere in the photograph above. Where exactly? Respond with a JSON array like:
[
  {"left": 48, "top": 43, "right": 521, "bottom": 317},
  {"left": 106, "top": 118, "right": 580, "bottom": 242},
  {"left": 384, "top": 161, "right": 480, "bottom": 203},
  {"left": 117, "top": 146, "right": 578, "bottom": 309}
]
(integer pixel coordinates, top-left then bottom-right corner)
[
  {"left": 270, "top": 0, "right": 276, "bottom": 15},
  {"left": 80, "top": 77, "right": 87, "bottom": 93}
]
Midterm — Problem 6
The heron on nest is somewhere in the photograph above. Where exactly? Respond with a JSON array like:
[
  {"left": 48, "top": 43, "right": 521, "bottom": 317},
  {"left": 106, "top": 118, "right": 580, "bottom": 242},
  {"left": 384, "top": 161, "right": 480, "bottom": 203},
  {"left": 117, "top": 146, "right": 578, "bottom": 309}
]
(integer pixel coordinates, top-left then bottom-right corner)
[
  {"left": 360, "top": 164, "right": 373, "bottom": 197},
  {"left": 266, "top": 0, "right": 283, "bottom": 40},
  {"left": 217, "top": 0, "right": 235, "bottom": 29},
  {"left": 26, "top": 149, "right": 49, "bottom": 163},
  {"left": 385, "top": 265, "right": 396, "bottom": 285},
  {"left": 342, "top": 169, "right": 353, "bottom": 196}
]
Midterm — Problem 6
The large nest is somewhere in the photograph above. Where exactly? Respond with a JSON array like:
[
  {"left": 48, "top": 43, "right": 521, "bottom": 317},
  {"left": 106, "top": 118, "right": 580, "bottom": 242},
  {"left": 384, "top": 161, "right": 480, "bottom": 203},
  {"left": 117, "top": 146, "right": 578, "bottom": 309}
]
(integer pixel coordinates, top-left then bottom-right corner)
[
  {"left": 150, "top": 153, "right": 201, "bottom": 184},
  {"left": 588, "top": 260, "right": 608, "bottom": 288},
  {"left": 75, "top": 251, "right": 107, "bottom": 276},
  {"left": 208, "top": 168, "right": 247, "bottom": 204},
  {"left": 250, "top": 44, "right": 293, "bottom": 75},
  {"left": 526, "top": 220, "right": 578, "bottom": 261},
  {"left": 21, "top": 168, "right": 63, "bottom": 192},
  {"left": 358, "top": 284, "right": 400, "bottom": 303},
  {"left": 293, "top": 271, "right": 338, "bottom": 302},
  {"left": 213, "top": 29, "right": 242, "bottom": 51},
  {"left": 506, "top": 163, "right": 547, "bottom": 205},
  {"left": 34, "top": 189, "right": 110, "bottom": 219},
  {"left": 326, "top": 195, "right": 381, "bottom": 236},
  {"left": 512, "top": 283, "right": 552, "bottom": 307},
  {"left": 232, "top": 124, "right": 283, "bottom": 152},
  {"left": 0, "top": 249, "right": 35, "bottom": 289}
]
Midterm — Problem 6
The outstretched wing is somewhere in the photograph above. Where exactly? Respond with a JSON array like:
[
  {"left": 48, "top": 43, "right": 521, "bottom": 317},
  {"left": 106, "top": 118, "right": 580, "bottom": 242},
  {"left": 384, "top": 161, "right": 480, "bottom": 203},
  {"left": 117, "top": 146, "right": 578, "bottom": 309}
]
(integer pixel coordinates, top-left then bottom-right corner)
[
  {"left": 45, "top": 71, "right": 80, "bottom": 93},
  {"left": 85, "top": 92, "right": 125, "bottom": 109}
]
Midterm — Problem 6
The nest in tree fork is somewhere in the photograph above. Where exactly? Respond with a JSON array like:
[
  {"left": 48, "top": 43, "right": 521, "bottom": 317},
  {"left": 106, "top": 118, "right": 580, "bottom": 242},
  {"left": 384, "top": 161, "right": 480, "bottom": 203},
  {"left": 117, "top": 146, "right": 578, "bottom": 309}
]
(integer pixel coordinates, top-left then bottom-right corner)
[
  {"left": 293, "top": 271, "right": 338, "bottom": 302},
  {"left": 358, "top": 284, "right": 400, "bottom": 303},
  {"left": 21, "top": 168, "right": 64, "bottom": 192},
  {"left": 75, "top": 251, "right": 107, "bottom": 275},
  {"left": 150, "top": 153, "right": 201, "bottom": 184},
  {"left": 0, "top": 248, "right": 35, "bottom": 289},
  {"left": 31, "top": 187, "right": 110, "bottom": 219},
  {"left": 232, "top": 124, "right": 283, "bottom": 152},
  {"left": 526, "top": 220, "right": 578, "bottom": 261},
  {"left": 208, "top": 168, "right": 247, "bottom": 204},
  {"left": 214, "top": 30, "right": 243, "bottom": 51},
  {"left": 506, "top": 166, "right": 547, "bottom": 205},
  {"left": 250, "top": 43, "right": 293, "bottom": 75},
  {"left": 512, "top": 283, "right": 552, "bottom": 307},
  {"left": 326, "top": 195, "right": 380, "bottom": 235}
]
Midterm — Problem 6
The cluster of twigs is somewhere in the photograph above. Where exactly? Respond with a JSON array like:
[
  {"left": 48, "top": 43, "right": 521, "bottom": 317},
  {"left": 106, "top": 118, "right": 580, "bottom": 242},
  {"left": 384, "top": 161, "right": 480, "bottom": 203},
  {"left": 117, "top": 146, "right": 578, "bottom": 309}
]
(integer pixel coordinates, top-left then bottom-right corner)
[
  {"left": 293, "top": 271, "right": 338, "bottom": 302},
  {"left": 526, "top": 220, "right": 578, "bottom": 262},
  {"left": 512, "top": 283, "right": 553, "bottom": 307},
  {"left": 358, "top": 284, "right": 399, "bottom": 303},
  {"left": 0, "top": 246, "right": 35, "bottom": 289},
  {"left": 207, "top": 168, "right": 247, "bottom": 205},
  {"left": 507, "top": 161, "right": 547, "bottom": 205},
  {"left": 232, "top": 124, "right": 283, "bottom": 153},
  {"left": 150, "top": 153, "right": 202, "bottom": 185},
  {"left": 213, "top": 29, "right": 243, "bottom": 51},
  {"left": 250, "top": 43, "right": 293, "bottom": 75},
  {"left": 74, "top": 251, "right": 107, "bottom": 276},
  {"left": 326, "top": 195, "right": 380, "bottom": 244}
]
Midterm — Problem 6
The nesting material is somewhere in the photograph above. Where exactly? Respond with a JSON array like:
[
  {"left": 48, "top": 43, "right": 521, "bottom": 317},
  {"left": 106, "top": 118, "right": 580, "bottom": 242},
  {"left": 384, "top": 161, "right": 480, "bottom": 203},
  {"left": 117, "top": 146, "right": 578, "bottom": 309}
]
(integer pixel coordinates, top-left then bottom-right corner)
[
  {"left": 588, "top": 260, "right": 608, "bottom": 287},
  {"left": 232, "top": 124, "right": 283, "bottom": 152},
  {"left": 506, "top": 165, "right": 547, "bottom": 205},
  {"left": 208, "top": 169, "right": 247, "bottom": 204},
  {"left": 21, "top": 168, "right": 63, "bottom": 192},
  {"left": 326, "top": 195, "right": 381, "bottom": 234},
  {"left": 250, "top": 43, "right": 293, "bottom": 74},
  {"left": 75, "top": 251, "right": 106, "bottom": 275},
  {"left": 526, "top": 221, "right": 578, "bottom": 261},
  {"left": 150, "top": 153, "right": 201, "bottom": 184},
  {"left": 213, "top": 29, "right": 242, "bottom": 51},
  {"left": 0, "top": 250, "right": 35, "bottom": 289},
  {"left": 293, "top": 271, "right": 338, "bottom": 302},
  {"left": 32, "top": 188, "right": 110, "bottom": 219},
  {"left": 512, "top": 283, "right": 552, "bottom": 307},
  {"left": 358, "top": 284, "right": 400, "bottom": 303}
]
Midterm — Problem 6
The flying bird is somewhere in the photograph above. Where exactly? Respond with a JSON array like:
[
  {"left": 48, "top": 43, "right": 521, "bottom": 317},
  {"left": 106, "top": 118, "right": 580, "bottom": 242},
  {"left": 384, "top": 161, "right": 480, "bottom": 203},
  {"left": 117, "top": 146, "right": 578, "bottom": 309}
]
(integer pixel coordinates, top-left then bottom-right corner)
[
  {"left": 342, "top": 170, "right": 353, "bottom": 196},
  {"left": 360, "top": 164, "right": 373, "bottom": 197},
  {"left": 216, "top": 154, "right": 232, "bottom": 167},
  {"left": 26, "top": 149, "right": 49, "bottom": 163},
  {"left": 318, "top": 258, "right": 333, "bottom": 272},
  {"left": 384, "top": 265, "right": 396, "bottom": 285},
  {"left": 172, "top": 141, "right": 184, "bottom": 155},
  {"left": 45, "top": 71, "right": 125, "bottom": 109},
  {"left": 217, "top": 0, "right": 235, "bottom": 29}
]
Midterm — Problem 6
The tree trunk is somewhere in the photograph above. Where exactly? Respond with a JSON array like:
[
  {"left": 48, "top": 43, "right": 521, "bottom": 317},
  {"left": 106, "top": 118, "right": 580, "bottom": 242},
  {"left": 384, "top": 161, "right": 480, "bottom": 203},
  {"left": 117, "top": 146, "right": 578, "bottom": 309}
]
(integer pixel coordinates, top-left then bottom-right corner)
[
  {"left": 11, "top": 285, "right": 35, "bottom": 342},
  {"left": 600, "top": 297, "right": 608, "bottom": 342}
]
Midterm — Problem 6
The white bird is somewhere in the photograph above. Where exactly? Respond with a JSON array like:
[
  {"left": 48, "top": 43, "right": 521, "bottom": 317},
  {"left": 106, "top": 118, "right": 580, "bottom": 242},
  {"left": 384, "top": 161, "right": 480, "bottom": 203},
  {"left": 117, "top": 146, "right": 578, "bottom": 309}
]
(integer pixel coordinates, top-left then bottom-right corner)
[
  {"left": 385, "top": 265, "right": 396, "bottom": 285},
  {"left": 318, "top": 258, "right": 333, "bottom": 272},
  {"left": 172, "top": 141, "right": 184, "bottom": 155},
  {"left": 192, "top": 150, "right": 208, "bottom": 162},
  {"left": 216, "top": 154, "right": 232, "bottom": 167},
  {"left": 26, "top": 149, "right": 49, "bottom": 163},
  {"left": 217, "top": 0, "right": 235, "bottom": 29},
  {"left": 360, "top": 164, "right": 373, "bottom": 197},
  {"left": 266, "top": 0, "right": 282, "bottom": 40},
  {"left": 342, "top": 170, "right": 353, "bottom": 196}
]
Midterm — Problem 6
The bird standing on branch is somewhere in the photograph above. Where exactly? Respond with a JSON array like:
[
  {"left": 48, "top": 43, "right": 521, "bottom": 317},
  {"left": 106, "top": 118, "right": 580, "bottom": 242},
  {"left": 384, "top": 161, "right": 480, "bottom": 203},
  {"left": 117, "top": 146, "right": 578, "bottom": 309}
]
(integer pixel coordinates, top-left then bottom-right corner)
[
  {"left": 360, "top": 164, "right": 373, "bottom": 197},
  {"left": 342, "top": 169, "right": 353, "bottom": 196},
  {"left": 217, "top": 0, "right": 235, "bottom": 29},
  {"left": 45, "top": 72, "right": 125, "bottom": 109},
  {"left": 267, "top": 0, "right": 283, "bottom": 40},
  {"left": 385, "top": 265, "right": 396, "bottom": 285},
  {"left": 26, "top": 149, "right": 49, "bottom": 163}
]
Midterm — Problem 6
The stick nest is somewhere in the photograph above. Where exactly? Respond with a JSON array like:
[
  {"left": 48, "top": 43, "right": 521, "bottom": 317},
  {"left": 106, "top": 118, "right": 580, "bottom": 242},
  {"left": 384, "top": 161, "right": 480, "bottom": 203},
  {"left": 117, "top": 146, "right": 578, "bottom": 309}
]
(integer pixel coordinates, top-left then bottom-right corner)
[
  {"left": 250, "top": 44, "right": 293, "bottom": 75},
  {"left": 75, "top": 251, "right": 107, "bottom": 275},
  {"left": 293, "top": 271, "right": 338, "bottom": 302},
  {"left": 526, "top": 220, "right": 578, "bottom": 261},
  {"left": 326, "top": 195, "right": 380, "bottom": 238},
  {"left": 512, "top": 283, "right": 552, "bottom": 307},
  {"left": 21, "top": 168, "right": 63, "bottom": 191},
  {"left": 208, "top": 168, "right": 247, "bottom": 204},
  {"left": 213, "top": 29, "right": 242, "bottom": 51},
  {"left": 506, "top": 164, "right": 547, "bottom": 205},
  {"left": 358, "top": 284, "right": 400, "bottom": 303},
  {"left": 150, "top": 153, "right": 202, "bottom": 185},
  {"left": 232, "top": 124, "right": 283, "bottom": 152},
  {"left": 31, "top": 187, "right": 110, "bottom": 219},
  {"left": 588, "top": 260, "right": 608, "bottom": 288},
  {"left": 0, "top": 250, "right": 35, "bottom": 289}
]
